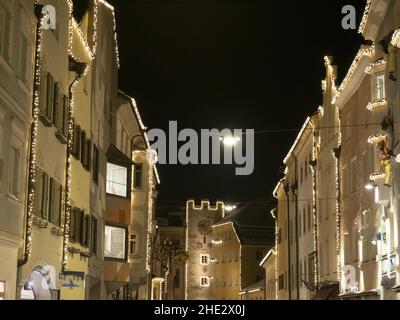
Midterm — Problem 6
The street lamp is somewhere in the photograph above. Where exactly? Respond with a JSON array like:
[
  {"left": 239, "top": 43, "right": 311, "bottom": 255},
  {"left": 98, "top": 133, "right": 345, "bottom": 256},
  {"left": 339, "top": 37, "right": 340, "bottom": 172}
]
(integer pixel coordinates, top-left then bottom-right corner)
[{"left": 224, "top": 205, "right": 237, "bottom": 212}]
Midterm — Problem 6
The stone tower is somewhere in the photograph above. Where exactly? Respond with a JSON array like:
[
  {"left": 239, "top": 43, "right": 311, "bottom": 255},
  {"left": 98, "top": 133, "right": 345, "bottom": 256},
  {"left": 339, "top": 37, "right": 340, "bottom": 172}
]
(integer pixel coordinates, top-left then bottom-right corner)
[{"left": 185, "top": 200, "right": 224, "bottom": 300}]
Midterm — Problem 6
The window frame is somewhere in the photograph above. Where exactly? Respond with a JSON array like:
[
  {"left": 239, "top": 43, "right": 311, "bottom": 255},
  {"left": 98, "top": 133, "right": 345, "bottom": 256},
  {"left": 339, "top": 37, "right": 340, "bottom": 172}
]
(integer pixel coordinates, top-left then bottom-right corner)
[
  {"left": 200, "top": 254, "right": 210, "bottom": 266},
  {"left": 200, "top": 276, "right": 210, "bottom": 288},
  {"left": 133, "top": 163, "right": 143, "bottom": 190},
  {"left": 106, "top": 162, "right": 129, "bottom": 198},
  {"left": 104, "top": 223, "right": 128, "bottom": 261}
]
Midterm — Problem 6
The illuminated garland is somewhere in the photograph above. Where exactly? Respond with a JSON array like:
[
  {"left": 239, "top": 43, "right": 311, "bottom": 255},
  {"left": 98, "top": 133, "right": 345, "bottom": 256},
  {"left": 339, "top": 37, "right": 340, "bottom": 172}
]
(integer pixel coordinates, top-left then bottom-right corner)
[
  {"left": 310, "top": 120, "right": 320, "bottom": 287},
  {"left": 391, "top": 29, "right": 400, "bottom": 48},
  {"left": 365, "top": 58, "right": 386, "bottom": 74},
  {"left": 332, "top": 46, "right": 375, "bottom": 104},
  {"left": 99, "top": 0, "right": 120, "bottom": 69},
  {"left": 367, "top": 98, "right": 387, "bottom": 111},
  {"left": 24, "top": 11, "right": 47, "bottom": 261},
  {"left": 62, "top": 0, "right": 90, "bottom": 270},
  {"left": 92, "top": 0, "right": 99, "bottom": 56},
  {"left": 358, "top": 0, "right": 373, "bottom": 34},
  {"left": 336, "top": 107, "right": 342, "bottom": 286}
]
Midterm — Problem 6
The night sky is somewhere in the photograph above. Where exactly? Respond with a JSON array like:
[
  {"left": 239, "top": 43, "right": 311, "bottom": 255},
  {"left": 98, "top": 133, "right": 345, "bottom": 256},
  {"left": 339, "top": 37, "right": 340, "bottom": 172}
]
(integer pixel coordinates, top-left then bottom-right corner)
[{"left": 104, "top": 0, "right": 366, "bottom": 207}]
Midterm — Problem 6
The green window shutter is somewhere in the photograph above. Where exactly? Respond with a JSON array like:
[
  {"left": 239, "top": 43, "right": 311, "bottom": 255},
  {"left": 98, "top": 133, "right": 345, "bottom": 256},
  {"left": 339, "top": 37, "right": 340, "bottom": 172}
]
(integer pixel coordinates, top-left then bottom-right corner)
[
  {"left": 46, "top": 73, "right": 54, "bottom": 121},
  {"left": 42, "top": 172, "right": 49, "bottom": 220},
  {"left": 80, "top": 131, "right": 86, "bottom": 167},
  {"left": 70, "top": 208, "right": 76, "bottom": 242},
  {"left": 34, "top": 168, "right": 44, "bottom": 217},
  {"left": 55, "top": 182, "right": 62, "bottom": 227},
  {"left": 53, "top": 84, "right": 61, "bottom": 129},
  {"left": 48, "top": 178, "right": 55, "bottom": 223},
  {"left": 63, "top": 96, "right": 69, "bottom": 137},
  {"left": 39, "top": 70, "right": 47, "bottom": 115}
]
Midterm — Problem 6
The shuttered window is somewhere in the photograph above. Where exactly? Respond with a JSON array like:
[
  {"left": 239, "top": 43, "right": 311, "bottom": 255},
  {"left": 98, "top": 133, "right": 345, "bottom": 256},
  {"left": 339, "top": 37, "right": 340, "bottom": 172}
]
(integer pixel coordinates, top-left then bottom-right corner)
[
  {"left": 46, "top": 73, "right": 54, "bottom": 121},
  {"left": 62, "top": 96, "right": 69, "bottom": 137},
  {"left": 91, "top": 216, "right": 97, "bottom": 254},
  {"left": 49, "top": 178, "right": 62, "bottom": 227},
  {"left": 41, "top": 172, "right": 50, "bottom": 220},
  {"left": 71, "top": 122, "right": 81, "bottom": 159},
  {"left": 92, "top": 144, "right": 99, "bottom": 184},
  {"left": 34, "top": 168, "right": 44, "bottom": 217}
]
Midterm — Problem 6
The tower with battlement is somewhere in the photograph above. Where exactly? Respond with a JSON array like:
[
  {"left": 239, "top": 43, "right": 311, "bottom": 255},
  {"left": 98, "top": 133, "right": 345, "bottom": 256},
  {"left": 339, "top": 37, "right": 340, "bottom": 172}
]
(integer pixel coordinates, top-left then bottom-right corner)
[{"left": 185, "top": 200, "right": 225, "bottom": 300}]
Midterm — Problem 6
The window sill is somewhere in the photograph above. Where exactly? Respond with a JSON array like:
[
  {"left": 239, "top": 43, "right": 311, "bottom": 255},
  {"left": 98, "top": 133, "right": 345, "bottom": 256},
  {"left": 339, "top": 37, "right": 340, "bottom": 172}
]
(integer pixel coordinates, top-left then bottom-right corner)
[
  {"left": 105, "top": 257, "right": 128, "bottom": 263},
  {"left": 6, "top": 193, "right": 21, "bottom": 204},
  {"left": 106, "top": 192, "right": 130, "bottom": 200},
  {"left": 0, "top": 55, "right": 13, "bottom": 74},
  {"left": 17, "top": 78, "right": 32, "bottom": 95},
  {"left": 55, "top": 131, "right": 68, "bottom": 145},
  {"left": 39, "top": 114, "right": 53, "bottom": 127}
]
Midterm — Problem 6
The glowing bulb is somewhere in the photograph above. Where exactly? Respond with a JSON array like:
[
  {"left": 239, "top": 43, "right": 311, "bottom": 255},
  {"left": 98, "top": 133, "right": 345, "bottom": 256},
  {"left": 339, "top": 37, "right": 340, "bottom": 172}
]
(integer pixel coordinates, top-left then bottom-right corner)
[
  {"left": 396, "top": 154, "right": 400, "bottom": 163},
  {"left": 224, "top": 205, "right": 237, "bottom": 212},
  {"left": 220, "top": 136, "right": 240, "bottom": 146},
  {"left": 365, "top": 183, "right": 375, "bottom": 191}
]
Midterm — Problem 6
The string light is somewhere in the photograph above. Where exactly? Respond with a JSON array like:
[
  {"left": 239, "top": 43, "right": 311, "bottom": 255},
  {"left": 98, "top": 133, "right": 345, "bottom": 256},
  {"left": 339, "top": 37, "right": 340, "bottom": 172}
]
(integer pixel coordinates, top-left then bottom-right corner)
[
  {"left": 358, "top": 0, "right": 373, "bottom": 34},
  {"left": 92, "top": 0, "right": 99, "bottom": 56},
  {"left": 62, "top": 0, "right": 91, "bottom": 270},
  {"left": 332, "top": 46, "right": 375, "bottom": 104},
  {"left": 367, "top": 98, "right": 387, "bottom": 111},
  {"left": 391, "top": 29, "right": 400, "bottom": 48},
  {"left": 310, "top": 119, "right": 319, "bottom": 287},
  {"left": 365, "top": 58, "right": 386, "bottom": 74},
  {"left": 24, "top": 11, "right": 47, "bottom": 261},
  {"left": 99, "top": 0, "right": 120, "bottom": 69}
]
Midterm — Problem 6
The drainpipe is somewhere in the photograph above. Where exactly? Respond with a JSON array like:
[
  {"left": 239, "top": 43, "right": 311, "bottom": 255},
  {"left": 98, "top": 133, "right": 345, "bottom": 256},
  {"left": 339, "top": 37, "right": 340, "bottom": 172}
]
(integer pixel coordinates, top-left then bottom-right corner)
[
  {"left": 18, "top": 5, "right": 45, "bottom": 267},
  {"left": 61, "top": 58, "right": 88, "bottom": 273},
  {"left": 283, "top": 183, "right": 292, "bottom": 300},
  {"left": 291, "top": 156, "right": 300, "bottom": 300}
]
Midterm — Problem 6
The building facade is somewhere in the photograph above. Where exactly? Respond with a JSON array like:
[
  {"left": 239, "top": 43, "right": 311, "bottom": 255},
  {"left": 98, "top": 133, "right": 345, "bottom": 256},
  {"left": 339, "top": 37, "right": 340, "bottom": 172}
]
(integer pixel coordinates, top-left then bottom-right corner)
[
  {"left": 261, "top": 249, "right": 276, "bottom": 300},
  {"left": 0, "top": 0, "right": 36, "bottom": 300}
]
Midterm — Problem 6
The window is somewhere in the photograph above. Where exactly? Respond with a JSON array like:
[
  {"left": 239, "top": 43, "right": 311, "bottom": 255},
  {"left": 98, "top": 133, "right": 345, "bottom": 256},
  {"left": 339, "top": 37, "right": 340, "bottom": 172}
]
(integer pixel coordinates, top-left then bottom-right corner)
[
  {"left": 91, "top": 216, "right": 97, "bottom": 255},
  {"left": 344, "top": 112, "right": 352, "bottom": 142},
  {"left": 343, "top": 165, "right": 349, "bottom": 197},
  {"left": 0, "top": 280, "right": 5, "bottom": 300},
  {"left": 92, "top": 144, "right": 99, "bottom": 184},
  {"left": 48, "top": 178, "right": 62, "bottom": 226},
  {"left": 82, "top": 214, "right": 90, "bottom": 247},
  {"left": 0, "top": 3, "right": 11, "bottom": 61},
  {"left": 304, "top": 160, "right": 308, "bottom": 179},
  {"left": 19, "top": 34, "right": 28, "bottom": 83},
  {"left": 303, "top": 208, "right": 306, "bottom": 234},
  {"left": 256, "top": 251, "right": 263, "bottom": 262},
  {"left": 200, "top": 276, "right": 209, "bottom": 287},
  {"left": 71, "top": 122, "right": 81, "bottom": 159},
  {"left": 9, "top": 146, "right": 21, "bottom": 198},
  {"left": 278, "top": 274, "right": 285, "bottom": 290},
  {"left": 373, "top": 73, "right": 385, "bottom": 101},
  {"left": 307, "top": 204, "right": 311, "bottom": 231},
  {"left": 200, "top": 254, "right": 209, "bottom": 265},
  {"left": 134, "top": 163, "right": 143, "bottom": 189},
  {"left": 104, "top": 225, "right": 127, "bottom": 260},
  {"left": 70, "top": 208, "right": 85, "bottom": 244},
  {"left": 174, "top": 269, "right": 180, "bottom": 289},
  {"left": 129, "top": 233, "right": 138, "bottom": 256},
  {"left": 106, "top": 163, "right": 128, "bottom": 197}
]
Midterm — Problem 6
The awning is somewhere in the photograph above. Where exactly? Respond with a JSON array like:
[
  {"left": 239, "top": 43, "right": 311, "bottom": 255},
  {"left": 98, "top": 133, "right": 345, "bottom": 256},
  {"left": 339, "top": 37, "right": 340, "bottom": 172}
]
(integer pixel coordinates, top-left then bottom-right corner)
[{"left": 312, "top": 283, "right": 339, "bottom": 300}]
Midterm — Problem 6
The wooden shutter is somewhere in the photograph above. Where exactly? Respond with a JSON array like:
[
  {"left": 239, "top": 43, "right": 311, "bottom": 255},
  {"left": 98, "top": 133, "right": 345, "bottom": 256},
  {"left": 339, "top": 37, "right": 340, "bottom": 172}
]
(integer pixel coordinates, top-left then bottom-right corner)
[
  {"left": 51, "top": 181, "right": 62, "bottom": 227},
  {"left": 53, "top": 84, "right": 60, "bottom": 129},
  {"left": 91, "top": 217, "right": 97, "bottom": 254},
  {"left": 79, "top": 210, "right": 85, "bottom": 246},
  {"left": 70, "top": 208, "right": 77, "bottom": 242},
  {"left": 42, "top": 172, "right": 49, "bottom": 220},
  {"left": 48, "top": 178, "right": 55, "bottom": 223},
  {"left": 80, "top": 131, "right": 87, "bottom": 167},
  {"left": 39, "top": 70, "right": 47, "bottom": 115},
  {"left": 86, "top": 139, "right": 92, "bottom": 171},
  {"left": 93, "top": 144, "right": 99, "bottom": 184},
  {"left": 62, "top": 96, "right": 69, "bottom": 137},
  {"left": 34, "top": 168, "right": 44, "bottom": 217},
  {"left": 72, "top": 123, "right": 81, "bottom": 159},
  {"left": 46, "top": 73, "right": 54, "bottom": 121},
  {"left": 84, "top": 215, "right": 90, "bottom": 248}
]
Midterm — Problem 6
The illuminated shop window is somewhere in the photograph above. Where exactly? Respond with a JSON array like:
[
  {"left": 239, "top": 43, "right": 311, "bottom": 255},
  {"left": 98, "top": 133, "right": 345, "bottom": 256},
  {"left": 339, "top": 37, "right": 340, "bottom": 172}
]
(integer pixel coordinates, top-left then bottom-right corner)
[
  {"left": 0, "top": 281, "right": 5, "bottom": 300},
  {"left": 200, "top": 276, "right": 209, "bottom": 288},
  {"left": 200, "top": 254, "right": 209, "bottom": 265},
  {"left": 372, "top": 73, "right": 385, "bottom": 101}
]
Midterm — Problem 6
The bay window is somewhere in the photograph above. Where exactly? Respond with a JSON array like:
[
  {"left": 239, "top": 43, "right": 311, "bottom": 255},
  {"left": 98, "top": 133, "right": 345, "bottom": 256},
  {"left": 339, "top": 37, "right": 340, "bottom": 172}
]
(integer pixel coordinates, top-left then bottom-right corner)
[
  {"left": 104, "top": 224, "right": 127, "bottom": 260},
  {"left": 106, "top": 162, "right": 128, "bottom": 197}
]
